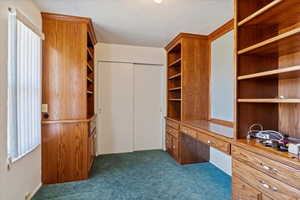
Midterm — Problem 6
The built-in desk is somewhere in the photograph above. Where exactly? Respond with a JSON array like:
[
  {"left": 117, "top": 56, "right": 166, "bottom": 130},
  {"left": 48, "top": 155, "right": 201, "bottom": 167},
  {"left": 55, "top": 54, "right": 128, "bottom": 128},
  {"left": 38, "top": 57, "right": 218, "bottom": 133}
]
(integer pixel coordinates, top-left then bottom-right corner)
[{"left": 166, "top": 118, "right": 234, "bottom": 164}]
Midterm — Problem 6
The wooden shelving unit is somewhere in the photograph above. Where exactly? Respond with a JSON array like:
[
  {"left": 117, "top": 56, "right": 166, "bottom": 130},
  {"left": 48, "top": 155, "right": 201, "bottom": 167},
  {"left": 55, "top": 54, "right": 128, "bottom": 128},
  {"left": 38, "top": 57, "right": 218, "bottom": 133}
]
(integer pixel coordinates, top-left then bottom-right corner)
[
  {"left": 166, "top": 33, "right": 209, "bottom": 122},
  {"left": 235, "top": 0, "right": 300, "bottom": 139}
]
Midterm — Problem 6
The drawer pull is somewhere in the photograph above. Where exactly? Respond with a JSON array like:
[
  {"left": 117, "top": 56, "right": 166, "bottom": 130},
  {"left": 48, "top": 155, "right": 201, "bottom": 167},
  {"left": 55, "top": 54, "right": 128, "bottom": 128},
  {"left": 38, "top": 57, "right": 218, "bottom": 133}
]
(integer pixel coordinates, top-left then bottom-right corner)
[
  {"left": 173, "top": 145, "right": 176, "bottom": 149},
  {"left": 262, "top": 183, "right": 270, "bottom": 189},
  {"left": 260, "top": 163, "right": 278, "bottom": 173},
  {"left": 259, "top": 180, "right": 270, "bottom": 189},
  {"left": 258, "top": 180, "right": 278, "bottom": 192}
]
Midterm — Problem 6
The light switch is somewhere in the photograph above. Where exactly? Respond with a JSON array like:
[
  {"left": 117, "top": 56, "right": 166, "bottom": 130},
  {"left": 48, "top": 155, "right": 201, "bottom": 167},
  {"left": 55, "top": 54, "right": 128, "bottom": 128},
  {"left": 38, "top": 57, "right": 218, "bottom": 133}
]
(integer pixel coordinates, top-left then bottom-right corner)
[{"left": 42, "top": 104, "right": 48, "bottom": 112}]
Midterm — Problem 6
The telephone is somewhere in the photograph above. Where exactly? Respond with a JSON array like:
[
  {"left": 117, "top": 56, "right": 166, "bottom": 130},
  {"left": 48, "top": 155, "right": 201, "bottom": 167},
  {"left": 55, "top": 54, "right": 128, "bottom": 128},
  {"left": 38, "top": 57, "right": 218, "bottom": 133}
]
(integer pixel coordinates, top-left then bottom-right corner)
[{"left": 247, "top": 124, "right": 289, "bottom": 152}]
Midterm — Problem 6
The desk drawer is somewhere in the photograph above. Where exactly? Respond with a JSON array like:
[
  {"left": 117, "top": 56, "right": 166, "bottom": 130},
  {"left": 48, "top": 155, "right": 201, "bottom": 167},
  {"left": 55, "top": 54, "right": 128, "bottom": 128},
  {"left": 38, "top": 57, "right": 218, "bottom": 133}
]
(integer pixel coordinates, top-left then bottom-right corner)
[
  {"left": 180, "top": 126, "right": 197, "bottom": 139},
  {"left": 166, "top": 119, "right": 179, "bottom": 130},
  {"left": 166, "top": 126, "right": 179, "bottom": 138},
  {"left": 233, "top": 159, "right": 300, "bottom": 200},
  {"left": 197, "top": 133, "right": 230, "bottom": 154},
  {"left": 232, "top": 146, "right": 300, "bottom": 190}
]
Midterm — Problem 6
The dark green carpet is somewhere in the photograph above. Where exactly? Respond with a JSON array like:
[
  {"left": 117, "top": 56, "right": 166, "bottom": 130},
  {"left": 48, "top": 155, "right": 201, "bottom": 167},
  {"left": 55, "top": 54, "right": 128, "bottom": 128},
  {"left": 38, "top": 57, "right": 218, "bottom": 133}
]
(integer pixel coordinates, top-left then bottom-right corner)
[{"left": 33, "top": 150, "right": 231, "bottom": 200}]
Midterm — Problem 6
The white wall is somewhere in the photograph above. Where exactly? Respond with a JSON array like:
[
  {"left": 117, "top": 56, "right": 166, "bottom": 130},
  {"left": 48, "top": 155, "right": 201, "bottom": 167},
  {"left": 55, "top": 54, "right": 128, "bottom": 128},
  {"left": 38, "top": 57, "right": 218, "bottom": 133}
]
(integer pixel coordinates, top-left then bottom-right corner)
[
  {"left": 210, "top": 31, "right": 234, "bottom": 122},
  {"left": 0, "top": 1, "right": 42, "bottom": 199},
  {"left": 210, "top": 148, "right": 232, "bottom": 176},
  {"left": 209, "top": 31, "right": 234, "bottom": 176},
  {"left": 95, "top": 43, "right": 166, "bottom": 155}
]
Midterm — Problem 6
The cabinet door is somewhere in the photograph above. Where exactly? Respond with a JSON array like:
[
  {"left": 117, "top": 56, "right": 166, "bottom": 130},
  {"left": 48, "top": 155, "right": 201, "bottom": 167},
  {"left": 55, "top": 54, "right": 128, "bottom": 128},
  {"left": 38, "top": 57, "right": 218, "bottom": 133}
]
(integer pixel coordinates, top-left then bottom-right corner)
[
  {"left": 232, "top": 175, "right": 262, "bottom": 200},
  {"left": 166, "top": 133, "right": 173, "bottom": 155},
  {"left": 172, "top": 137, "right": 178, "bottom": 160}
]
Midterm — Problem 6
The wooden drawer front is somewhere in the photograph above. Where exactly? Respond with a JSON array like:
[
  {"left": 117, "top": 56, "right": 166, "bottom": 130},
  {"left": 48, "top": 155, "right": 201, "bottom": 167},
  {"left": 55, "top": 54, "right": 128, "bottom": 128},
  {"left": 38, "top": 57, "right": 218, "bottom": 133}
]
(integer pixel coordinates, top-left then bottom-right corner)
[
  {"left": 197, "top": 133, "right": 230, "bottom": 154},
  {"left": 180, "top": 126, "right": 197, "bottom": 139},
  {"left": 166, "top": 126, "right": 178, "bottom": 138},
  {"left": 233, "top": 159, "right": 300, "bottom": 200},
  {"left": 232, "top": 175, "right": 262, "bottom": 200},
  {"left": 232, "top": 146, "right": 300, "bottom": 190},
  {"left": 166, "top": 119, "right": 179, "bottom": 130}
]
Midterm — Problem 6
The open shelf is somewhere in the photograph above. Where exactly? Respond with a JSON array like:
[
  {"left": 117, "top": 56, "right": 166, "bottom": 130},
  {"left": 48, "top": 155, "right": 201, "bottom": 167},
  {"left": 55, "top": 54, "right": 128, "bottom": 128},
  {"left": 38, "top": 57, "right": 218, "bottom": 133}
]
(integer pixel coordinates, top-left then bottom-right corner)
[
  {"left": 238, "top": 65, "right": 300, "bottom": 80},
  {"left": 238, "top": 98, "right": 300, "bottom": 103},
  {"left": 238, "top": 26, "right": 300, "bottom": 55},
  {"left": 87, "top": 62, "right": 93, "bottom": 72},
  {"left": 168, "top": 58, "right": 181, "bottom": 67},
  {"left": 169, "top": 87, "right": 181, "bottom": 91},
  {"left": 168, "top": 99, "right": 182, "bottom": 102},
  {"left": 238, "top": 0, "right": 282, "bottom": 26},
  {"left": 87, "top": 77, "right": 93, "bottom": 83},
  {"left": 87, "top": 48, "right": 94, "bottom": 59},
  {"left": 168, "top": 73, "right": 181, "bottom": 80},
  {"left": 87, "top": 90, "right": 93, "bottom": 95},
  {"left": 238, "top": 0, "right": 300, "bottom": 27}
]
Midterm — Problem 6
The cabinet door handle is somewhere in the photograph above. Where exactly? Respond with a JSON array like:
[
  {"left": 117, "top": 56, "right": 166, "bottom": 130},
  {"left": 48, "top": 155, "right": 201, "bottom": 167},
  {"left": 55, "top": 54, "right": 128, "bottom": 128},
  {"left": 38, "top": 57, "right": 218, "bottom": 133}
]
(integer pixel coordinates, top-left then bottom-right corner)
[{"left": 173, "top": 145, "right": 176, "bottom": 149}]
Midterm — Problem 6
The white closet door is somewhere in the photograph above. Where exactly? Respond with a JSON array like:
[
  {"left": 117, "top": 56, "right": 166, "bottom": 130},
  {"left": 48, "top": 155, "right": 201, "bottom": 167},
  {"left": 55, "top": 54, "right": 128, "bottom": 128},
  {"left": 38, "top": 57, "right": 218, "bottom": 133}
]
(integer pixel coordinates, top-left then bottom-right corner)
[
  {"left": 134, "top": 64, "right": 163, "bottom": 151},
  {"left": 99, "top": 62, "right": 134, "bottom": 154}
]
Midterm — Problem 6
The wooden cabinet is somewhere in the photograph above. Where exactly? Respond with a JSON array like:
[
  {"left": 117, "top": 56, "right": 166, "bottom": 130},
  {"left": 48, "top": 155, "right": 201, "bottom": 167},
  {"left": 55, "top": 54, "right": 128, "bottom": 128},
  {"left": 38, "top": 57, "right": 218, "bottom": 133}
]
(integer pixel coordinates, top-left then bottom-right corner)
[
  {"left": 165, "top": 33, "right": 210, "bottom": 163},
  {"left": 41, "top": 13, "right": 97, "bottom": 184},
  {"left": 166, "top": 119, "right": 179, "bottom": 161},
  {"left": 232, "top": 175, "right": 262, "bottom": 200},
  {"left": 166, "top": 33, "right": 209, "bottom": 121},
  {"left": 232, "top": 145, "right": 300, "bottom": 200}
]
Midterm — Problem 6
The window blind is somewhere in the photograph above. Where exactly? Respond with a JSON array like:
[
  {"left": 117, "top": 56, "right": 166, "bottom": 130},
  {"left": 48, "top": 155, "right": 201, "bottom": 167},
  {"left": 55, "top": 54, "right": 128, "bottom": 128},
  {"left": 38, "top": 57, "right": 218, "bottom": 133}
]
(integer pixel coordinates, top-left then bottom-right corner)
[{"left": 7, "top": 9, "right": 42, "bottom": 161}]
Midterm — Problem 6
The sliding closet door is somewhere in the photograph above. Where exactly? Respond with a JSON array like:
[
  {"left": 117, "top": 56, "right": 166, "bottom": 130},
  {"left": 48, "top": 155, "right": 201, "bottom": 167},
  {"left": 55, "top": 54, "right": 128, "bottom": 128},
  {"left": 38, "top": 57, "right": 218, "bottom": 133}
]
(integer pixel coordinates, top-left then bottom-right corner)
[
  {"left": 99, "top": 62, "right": 134, "bottom": 154},
  {"left": 134, "top": 64, "right": 163, "bottom": 151}
]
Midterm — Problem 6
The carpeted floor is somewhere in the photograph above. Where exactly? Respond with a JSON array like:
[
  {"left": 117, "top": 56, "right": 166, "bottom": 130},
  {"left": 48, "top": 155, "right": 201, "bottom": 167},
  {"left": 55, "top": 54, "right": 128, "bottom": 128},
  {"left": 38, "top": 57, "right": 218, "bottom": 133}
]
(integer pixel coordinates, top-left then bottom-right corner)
[{"left": 33, "top": 150, "right": 231, "bottom": 200}]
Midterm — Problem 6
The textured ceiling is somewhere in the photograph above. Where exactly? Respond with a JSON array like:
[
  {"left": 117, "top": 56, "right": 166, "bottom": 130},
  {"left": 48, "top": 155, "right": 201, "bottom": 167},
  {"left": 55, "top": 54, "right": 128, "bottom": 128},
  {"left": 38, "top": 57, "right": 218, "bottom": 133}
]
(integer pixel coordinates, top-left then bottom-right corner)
[{"left": 34, "top": 0, "right": 233, "bottom": 47}]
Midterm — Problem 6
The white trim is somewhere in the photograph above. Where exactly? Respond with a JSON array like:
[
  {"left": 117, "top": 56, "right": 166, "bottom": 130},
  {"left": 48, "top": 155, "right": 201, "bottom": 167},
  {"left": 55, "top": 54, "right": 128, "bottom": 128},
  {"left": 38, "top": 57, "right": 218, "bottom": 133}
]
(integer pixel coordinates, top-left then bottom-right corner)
[
  {"left": 8, "top": 7, "right": 44, "bottom": 40},
  {"left": 11, "top": 144, "right": 40, "bottom": 163},
  {"left": 28, "top": 182, "right": 42, "bottom": 199}
]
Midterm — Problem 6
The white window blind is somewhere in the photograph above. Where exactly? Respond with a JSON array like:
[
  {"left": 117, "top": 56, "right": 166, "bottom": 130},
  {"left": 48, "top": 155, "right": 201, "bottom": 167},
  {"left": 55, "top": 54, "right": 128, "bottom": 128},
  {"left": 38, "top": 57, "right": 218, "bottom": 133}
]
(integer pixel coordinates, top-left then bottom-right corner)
[{"left": 7, "top": 9, "right": 42, "bottom": 161}]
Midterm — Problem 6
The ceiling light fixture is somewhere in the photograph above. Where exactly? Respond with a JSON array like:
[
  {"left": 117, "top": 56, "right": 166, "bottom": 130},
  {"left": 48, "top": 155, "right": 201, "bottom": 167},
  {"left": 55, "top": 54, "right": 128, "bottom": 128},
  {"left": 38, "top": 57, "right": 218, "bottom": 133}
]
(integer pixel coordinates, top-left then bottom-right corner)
[{"left": 154, "top": 0, "right": 162, "bottom": 4}]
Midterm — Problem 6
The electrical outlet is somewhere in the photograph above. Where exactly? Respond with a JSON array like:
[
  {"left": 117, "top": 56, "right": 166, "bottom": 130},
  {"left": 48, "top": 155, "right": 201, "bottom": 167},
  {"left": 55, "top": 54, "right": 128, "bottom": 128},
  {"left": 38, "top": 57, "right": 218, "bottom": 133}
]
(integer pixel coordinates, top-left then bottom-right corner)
[{"left": 25, "top": 192, "right": 31, "bottom": 200}]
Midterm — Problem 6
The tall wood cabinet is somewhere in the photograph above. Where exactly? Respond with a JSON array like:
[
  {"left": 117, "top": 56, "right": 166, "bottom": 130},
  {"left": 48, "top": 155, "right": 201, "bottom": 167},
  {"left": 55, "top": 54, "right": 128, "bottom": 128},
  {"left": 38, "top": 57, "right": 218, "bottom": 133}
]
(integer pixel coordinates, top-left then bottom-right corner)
[
  {"left": 41, "top": 13, "right": 97, "bottom": 184},
  {"left": 233, "top": 0, "right": 300, "bottom": 199},
  {"left": 165, "top": 33, "right": 210, "bottom": 163}
]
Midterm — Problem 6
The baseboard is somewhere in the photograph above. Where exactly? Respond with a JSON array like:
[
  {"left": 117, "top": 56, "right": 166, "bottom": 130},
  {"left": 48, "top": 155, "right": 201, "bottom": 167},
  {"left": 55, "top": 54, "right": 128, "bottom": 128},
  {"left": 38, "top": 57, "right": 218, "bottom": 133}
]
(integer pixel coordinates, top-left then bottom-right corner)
[{"left": 29, "top": 182, "right": 42, "bottom": 199}]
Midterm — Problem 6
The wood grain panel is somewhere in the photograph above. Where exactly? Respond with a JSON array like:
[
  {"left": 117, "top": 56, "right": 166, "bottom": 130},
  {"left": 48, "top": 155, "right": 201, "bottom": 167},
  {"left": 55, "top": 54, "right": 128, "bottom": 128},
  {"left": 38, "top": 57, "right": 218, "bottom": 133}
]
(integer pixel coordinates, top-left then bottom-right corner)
[
  {"left": 179, "top": 133, "right": 209, "bottom": 164},
  {"left": 232, "top": 146, "right": 300, "bottom": 190},
  {"left": 42, "top": 124, "right": 59, "bottom": 184},
  {"left": 58, "top": 123, "right": 88, "bottom": 183},
  {"left": 42, "top": 17, "right": 87, "bottom": 120},
  {"left": 233, "top": 159, "right": 300, "bottom": 200},
  {"left": 182, "top": 36, "right": 209, "bottom": 120},
  {"left": 232, "top": 175, "right": 262, "bottom": 200}
]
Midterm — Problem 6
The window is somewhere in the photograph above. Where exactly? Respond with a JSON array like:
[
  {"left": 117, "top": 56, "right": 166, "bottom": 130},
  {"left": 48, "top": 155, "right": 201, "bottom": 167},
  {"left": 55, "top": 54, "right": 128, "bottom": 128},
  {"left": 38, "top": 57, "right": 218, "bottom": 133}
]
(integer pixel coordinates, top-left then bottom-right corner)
[{"left": 7, "top": 8, "right": 43, "bottom": 161}]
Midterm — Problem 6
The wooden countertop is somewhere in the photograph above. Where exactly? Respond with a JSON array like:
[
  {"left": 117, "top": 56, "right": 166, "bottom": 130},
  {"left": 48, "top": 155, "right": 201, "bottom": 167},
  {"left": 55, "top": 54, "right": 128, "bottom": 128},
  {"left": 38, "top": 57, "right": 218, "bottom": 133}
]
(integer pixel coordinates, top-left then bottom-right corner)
[
  {"left": 181, "top": 120, "right": 234, "bottom": 139},
  {"left": 233, "top": 139, "right": 300, "bottom": 169},
  {"left": 42, "top": 114, "right": 97, "bottom": 125}
]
